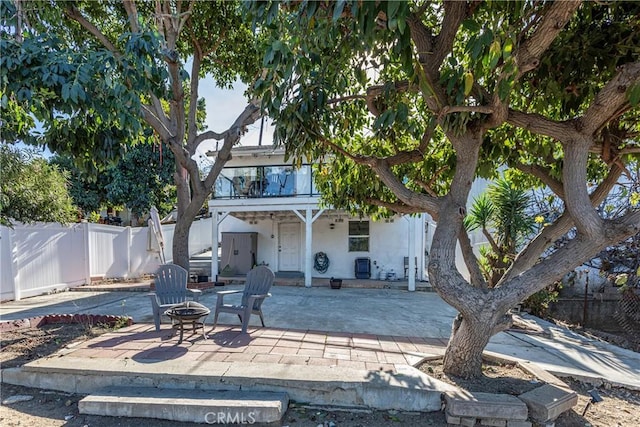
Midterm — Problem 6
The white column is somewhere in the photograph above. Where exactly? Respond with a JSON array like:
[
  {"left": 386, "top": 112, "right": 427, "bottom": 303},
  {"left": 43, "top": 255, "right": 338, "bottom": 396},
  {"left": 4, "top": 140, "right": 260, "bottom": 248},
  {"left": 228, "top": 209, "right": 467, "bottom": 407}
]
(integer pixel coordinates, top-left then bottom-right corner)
[
  {"left": 211, "top": 209, "right": 219, "bottom": 281},
  {"left": 305, "top": 208, "right": 313, "bottom": 288},
  {"left": 408, "top": 216, "right": 416, "bottom": 291}
]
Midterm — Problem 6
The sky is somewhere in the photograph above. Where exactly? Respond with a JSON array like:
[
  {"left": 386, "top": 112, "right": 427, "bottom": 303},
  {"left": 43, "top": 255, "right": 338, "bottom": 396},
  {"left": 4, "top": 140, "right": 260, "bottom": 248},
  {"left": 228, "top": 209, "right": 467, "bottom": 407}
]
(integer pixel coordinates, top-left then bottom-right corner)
[{"left": 196, "top": 79, "right": 274, "bottom": 163}]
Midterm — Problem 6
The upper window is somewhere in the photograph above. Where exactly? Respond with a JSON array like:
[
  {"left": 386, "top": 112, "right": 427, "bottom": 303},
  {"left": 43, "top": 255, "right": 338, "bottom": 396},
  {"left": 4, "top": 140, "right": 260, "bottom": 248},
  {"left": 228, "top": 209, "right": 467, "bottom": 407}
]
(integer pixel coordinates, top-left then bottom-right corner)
[{"left": 348, "top": 221, "right": 369, "bottom": 252}]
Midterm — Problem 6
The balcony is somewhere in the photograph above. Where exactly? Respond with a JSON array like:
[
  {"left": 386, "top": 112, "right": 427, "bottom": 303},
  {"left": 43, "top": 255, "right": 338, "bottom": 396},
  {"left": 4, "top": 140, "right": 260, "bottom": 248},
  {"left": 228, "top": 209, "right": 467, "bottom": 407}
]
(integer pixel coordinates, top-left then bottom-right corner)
[{"left": 212, "top": 165, "right": 318, "bottom": 199}]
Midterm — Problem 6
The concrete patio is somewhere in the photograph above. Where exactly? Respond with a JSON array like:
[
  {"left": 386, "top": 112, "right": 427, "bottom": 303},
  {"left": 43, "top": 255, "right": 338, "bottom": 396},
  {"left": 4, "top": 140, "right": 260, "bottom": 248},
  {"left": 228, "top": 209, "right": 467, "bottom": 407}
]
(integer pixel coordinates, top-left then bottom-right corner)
[{"left": 1, "top": 283, "right": 639, "bottom": 421}]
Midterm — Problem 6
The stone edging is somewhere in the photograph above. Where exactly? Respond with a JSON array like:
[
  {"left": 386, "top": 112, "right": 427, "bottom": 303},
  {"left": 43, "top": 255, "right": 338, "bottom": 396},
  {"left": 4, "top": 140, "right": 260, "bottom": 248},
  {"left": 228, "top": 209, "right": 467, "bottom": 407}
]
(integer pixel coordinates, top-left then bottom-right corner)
[
  {"left": 412, "top": 351, "right": 578, "bottom": 426},
  {"left": 0, "top": 314, "right": 134, "bottom": 333}
]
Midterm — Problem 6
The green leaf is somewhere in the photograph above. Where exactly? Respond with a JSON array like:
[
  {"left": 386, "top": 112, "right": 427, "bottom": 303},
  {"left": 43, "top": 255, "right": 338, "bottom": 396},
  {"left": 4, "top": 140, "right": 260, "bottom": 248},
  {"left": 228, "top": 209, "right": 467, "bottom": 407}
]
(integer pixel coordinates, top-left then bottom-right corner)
[
  {"left": 387, "top": 1, "right": 401, "bottom": 20},
  {"left": 503, "top": 38, "right": 513, "bottom": 59},
  {"left": 627, "top": 83, "right": 640, "bottom": 106},
  {"left": 462, "top": 19, "right": 481, "bottom": 32},
  {"left": 488, "top": 40, "right": 501, "bottom": 70},
  {"left": 61, "top": 83, "right": 71, "bottom": 101},
  {"left": 497, "top": 78, "right": 511, "bottom": 101}
]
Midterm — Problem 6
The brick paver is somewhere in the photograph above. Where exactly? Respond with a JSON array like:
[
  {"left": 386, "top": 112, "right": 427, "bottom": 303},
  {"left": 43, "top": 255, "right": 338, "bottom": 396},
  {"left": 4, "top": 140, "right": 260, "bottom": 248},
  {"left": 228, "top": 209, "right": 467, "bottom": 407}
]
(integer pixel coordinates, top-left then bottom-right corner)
[{"left": 60, "top": 323, "right": 447, "bottom": 373}]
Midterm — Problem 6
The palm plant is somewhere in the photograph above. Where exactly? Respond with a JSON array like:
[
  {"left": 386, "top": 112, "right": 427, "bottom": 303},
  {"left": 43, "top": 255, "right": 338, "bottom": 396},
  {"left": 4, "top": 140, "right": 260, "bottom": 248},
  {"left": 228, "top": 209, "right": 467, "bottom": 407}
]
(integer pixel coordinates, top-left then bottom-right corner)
[{"left": 466, "top": 178, "right": 535, "bottom": 286}]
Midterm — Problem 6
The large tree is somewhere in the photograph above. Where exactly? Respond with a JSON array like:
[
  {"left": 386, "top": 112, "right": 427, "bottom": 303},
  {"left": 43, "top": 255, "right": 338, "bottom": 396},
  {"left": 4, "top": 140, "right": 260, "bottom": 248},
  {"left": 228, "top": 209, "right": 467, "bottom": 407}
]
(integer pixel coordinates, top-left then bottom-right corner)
[
  {"left": 51, "top": 142, "right": 176, "bottom": 224},
  {"left": 1, "top": 0, "right": 261, "bottom": 269},
  {"left": 0, "top": 144, "right": 77, "bottom": 226},
  {"left": 251, "top": 1, "right": 640, "bottom": 377}
]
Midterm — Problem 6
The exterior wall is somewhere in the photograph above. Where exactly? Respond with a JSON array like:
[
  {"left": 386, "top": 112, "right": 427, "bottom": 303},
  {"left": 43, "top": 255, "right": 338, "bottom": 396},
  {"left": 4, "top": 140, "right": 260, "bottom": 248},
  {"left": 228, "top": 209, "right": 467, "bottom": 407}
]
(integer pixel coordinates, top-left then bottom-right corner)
[
  {"left": 211, "top": 145, "right": 489, "bottom": 282},
  {"left": 217, "top": 213, "right": 426, "bottom": 280}
]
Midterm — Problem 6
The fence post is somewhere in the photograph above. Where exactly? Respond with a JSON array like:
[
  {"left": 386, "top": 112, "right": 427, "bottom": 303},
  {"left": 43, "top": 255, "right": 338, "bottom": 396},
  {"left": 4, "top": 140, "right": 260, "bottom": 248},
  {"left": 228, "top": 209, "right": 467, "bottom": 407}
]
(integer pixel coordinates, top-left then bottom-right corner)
[
  {"left": 1, "top": 226, "right": 20, "bottom": 301},
  {"left": 83, "top": 222, "right": 92, "bottom": 285},
  {"left": 126, "top": 226, "right": 132, "bottom": 278}
]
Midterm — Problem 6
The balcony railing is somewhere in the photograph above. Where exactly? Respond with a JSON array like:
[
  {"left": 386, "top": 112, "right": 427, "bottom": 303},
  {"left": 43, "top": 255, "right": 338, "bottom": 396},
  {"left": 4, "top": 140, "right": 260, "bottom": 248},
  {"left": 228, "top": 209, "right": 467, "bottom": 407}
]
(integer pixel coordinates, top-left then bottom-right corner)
[{"left": 212, "top": 165, "right": 318, "bottom": 199}]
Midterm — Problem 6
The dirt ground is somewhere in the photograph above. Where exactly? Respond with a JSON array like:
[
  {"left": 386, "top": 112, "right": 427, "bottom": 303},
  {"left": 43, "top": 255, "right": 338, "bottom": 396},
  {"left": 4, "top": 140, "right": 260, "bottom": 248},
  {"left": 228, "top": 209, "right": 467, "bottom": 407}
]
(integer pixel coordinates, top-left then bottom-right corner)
[{"left": 1, "top": 324, "right": 639, "bottom": 426}]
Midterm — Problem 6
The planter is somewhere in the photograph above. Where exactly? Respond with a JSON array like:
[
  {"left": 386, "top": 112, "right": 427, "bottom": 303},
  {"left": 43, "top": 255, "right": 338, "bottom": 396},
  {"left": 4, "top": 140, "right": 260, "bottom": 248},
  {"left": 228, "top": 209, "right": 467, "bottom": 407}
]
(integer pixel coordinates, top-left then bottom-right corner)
[{"left": 330, "top": 278, "right": 342, "bottom": 289}]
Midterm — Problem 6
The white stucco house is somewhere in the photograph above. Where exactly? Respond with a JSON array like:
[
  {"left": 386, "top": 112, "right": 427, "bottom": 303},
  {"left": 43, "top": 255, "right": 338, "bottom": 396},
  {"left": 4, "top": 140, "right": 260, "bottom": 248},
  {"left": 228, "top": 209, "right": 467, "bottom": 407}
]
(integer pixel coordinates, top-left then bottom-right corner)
[
  {"left": 207, "top": 145, "right": 486, "bottom": 289},
  {"left": 207, "top": 145, "right": 486, "bottom": 290}
]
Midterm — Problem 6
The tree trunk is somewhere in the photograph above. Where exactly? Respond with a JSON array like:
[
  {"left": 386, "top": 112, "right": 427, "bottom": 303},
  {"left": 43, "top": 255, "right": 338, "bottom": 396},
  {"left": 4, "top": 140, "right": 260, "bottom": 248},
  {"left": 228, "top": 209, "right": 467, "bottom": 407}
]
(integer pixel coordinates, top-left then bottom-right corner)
[
  {"left": 443, "top": 313, "right": 495, "bottom": 378},
  {"left": 172, "top": 160, "right": 193, "bottom": 270},
  {"left": 172, "top": 214, "right": 193, "bottom": 271}
]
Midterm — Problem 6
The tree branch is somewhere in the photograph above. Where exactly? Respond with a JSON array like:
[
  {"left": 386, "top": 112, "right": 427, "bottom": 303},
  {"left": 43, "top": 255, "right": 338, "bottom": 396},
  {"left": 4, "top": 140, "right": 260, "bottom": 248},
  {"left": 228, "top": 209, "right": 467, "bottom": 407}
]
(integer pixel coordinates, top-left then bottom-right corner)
[
  {"left": 496, "top": 209, "right": 640, "bottom": 308},
  {"left": 364, "top": 198, "right": 428, "bottom": 215},
  {"left": 123, "top": 0, "right": 140, "bottom": 33},
  {"left": 501, "top": 163, "right": 625, "bottom": 282},
  {"left": 327, "top": 94, "right": 367, "bottom": 105},
  {"left": 458, "top": 225, "right": 487, "bottom": 289},
  {"left": 371, "top": 159, "right": 442, "bottom": 216},
  {"left": 431, "top": 1, "right": 468, "bottom": 74},
  {"left": 194, "top": 130, "right": 227, "bottom": 145},
  {"left": 141, "top": 104, "right": 171, "bottom": 139},
  {"left": 514, "top": 162, "right": 564, "bottom": 199},
  {"left": 186, "top": 46, "right": 201, "bottom": 149},
  {"left": 439, "top": 105, "right": 494, "bottom": 117},
  {"left": 63, "top": 6, "right": 118, "bottom": 54},
  {"left": 202, "top": 101, "right": 262, "bottom": 191},
  {"left": 579, "top": 61, "right": 640, "bottom": 135},
  {"left": 507, "top": 110, "right": 576, "bottom": 142},
  {"left": 482, "top": 227, "right": 501, "bottom": 255},
  {"left": 515, "top": 0, "right": 582, "bottom": 77}
]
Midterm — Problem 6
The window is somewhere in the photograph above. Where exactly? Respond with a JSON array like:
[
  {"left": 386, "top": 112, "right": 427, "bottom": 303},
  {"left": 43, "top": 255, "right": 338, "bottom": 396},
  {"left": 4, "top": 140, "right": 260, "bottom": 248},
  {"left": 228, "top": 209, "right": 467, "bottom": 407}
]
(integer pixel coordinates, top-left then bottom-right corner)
[{"left": 348, "top": 221, "right": 369, "bottom": 252}]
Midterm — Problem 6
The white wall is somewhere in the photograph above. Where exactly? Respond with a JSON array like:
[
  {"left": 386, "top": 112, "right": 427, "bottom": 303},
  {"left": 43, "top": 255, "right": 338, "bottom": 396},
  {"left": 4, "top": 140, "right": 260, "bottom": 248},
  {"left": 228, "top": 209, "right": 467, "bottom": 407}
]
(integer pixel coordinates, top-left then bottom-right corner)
[{"left": 218, "top": 214, "right": 425, "bottom": 280}]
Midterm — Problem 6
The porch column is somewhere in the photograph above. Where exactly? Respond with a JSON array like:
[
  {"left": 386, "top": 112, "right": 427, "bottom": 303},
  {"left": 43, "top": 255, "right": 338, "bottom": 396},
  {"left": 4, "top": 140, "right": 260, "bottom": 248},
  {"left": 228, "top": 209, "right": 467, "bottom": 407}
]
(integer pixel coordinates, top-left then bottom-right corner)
[
  {"left": 408, "top": 216, "right": 416, "bottom": 291},
  {"left": 305, "top": 208, "right": 313, "bottom": 288},
  {"left": 210, "top": 209, "right": 219, "bottom": 281}
]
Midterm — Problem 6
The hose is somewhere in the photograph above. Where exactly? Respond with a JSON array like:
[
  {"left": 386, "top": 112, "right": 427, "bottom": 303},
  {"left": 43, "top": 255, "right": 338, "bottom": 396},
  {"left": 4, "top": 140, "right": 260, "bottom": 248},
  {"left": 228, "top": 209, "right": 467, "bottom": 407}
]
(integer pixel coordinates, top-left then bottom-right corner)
[{"left": 313, "top": 252, "right": 330, "bottom": 273}]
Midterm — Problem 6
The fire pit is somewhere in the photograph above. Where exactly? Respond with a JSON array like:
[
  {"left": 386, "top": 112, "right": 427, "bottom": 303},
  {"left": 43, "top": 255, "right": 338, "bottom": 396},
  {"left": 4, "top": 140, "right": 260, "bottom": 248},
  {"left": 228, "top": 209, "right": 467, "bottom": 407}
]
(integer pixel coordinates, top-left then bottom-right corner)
[{"left": 164, "top": 301, "right": 210, "bottom": 343}]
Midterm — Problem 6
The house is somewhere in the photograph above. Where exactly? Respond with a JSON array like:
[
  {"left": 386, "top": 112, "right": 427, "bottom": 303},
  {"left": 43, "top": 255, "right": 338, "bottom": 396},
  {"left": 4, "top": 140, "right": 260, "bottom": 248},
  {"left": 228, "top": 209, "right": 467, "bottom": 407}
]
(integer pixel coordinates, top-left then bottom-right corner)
[{"left": 206, "top": 145, "right": 433, "bottom": 289}]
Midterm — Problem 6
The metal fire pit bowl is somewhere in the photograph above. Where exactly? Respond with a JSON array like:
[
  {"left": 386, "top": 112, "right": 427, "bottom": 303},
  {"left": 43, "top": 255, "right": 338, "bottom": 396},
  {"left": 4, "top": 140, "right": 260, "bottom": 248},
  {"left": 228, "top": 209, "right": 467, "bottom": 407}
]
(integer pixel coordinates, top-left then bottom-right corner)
[{"left": 164, "top": 301, "right": 210, "bottom": 343}]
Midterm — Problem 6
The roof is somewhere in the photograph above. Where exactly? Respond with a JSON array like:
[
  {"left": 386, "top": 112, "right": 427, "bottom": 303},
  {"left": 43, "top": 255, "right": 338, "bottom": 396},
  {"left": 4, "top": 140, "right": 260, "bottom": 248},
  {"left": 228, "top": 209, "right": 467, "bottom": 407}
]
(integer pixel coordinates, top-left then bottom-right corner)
[{"left": 205, "top": 144, "right": 285, "bottom": 158}]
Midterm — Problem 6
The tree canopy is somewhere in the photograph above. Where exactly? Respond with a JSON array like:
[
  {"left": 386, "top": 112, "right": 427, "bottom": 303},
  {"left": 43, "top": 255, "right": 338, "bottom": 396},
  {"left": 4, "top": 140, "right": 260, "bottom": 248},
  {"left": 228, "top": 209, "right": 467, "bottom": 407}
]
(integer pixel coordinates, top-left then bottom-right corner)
[
  {"left": 50, "top": 142, "right": 176, "bottom": 223},
  {"left": 251, "top": 0, "right": 640, "bottom": 377},
  {"left": 0, "top": 144, "right": 76, "bottom": 226},
  {"left": 1, "top": 0, "right": 263, "bottom": 268}
]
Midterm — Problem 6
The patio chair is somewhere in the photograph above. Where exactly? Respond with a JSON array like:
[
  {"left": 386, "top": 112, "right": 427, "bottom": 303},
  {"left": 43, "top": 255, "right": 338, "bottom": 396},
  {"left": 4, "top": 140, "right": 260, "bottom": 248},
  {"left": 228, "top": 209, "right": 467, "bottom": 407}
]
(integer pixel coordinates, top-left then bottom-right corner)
[
  {"left": 149, "top": 264, "right": 202, "bottom": 331},
  {"left": 404, "top": 256, "right": 418, "bottom": 279},
  {"left": 211, "top": 265, "right": 275, "bottom": 333}
]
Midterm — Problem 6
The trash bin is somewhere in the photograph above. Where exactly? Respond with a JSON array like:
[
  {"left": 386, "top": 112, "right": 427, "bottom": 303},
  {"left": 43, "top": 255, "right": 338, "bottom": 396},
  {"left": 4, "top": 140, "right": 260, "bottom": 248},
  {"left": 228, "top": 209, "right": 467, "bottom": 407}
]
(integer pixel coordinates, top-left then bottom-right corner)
[{"left": 354, "top": 257, "right": 371, "bottom": 279}]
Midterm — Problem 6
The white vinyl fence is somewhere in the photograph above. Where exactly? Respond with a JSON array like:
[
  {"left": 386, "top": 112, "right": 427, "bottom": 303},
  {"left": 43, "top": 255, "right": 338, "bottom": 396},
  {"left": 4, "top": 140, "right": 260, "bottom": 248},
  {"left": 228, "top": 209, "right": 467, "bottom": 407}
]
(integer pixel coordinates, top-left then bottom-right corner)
[{"left": 0, "top": 218, "right": 212, "bottom": 301}]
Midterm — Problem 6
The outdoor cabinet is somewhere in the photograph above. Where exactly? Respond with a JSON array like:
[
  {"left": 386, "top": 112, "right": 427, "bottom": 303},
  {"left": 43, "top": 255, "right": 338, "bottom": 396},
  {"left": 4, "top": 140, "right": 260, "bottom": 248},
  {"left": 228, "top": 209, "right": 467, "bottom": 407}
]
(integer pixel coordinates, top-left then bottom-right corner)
[{"left": 220, "top": 232, "right": 258, "bottom": 276}]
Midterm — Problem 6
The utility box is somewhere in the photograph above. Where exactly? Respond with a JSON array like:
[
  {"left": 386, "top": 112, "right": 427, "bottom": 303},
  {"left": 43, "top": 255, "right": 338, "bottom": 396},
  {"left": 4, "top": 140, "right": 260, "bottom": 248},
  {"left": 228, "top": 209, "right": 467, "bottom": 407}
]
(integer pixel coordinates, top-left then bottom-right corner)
[
  {"left": 354, "top": 257, "right": 371, "bottom": 279},
  {"left": 220, "top": 232, "right": 258, "bottom": 276}
]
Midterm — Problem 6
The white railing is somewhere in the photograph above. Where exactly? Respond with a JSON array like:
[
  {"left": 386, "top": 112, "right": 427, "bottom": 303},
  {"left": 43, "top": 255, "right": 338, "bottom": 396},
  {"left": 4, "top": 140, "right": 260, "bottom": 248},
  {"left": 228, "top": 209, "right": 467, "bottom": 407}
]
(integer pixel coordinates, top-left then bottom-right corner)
[{"left": 0, "top": 218, "right": 212, "bottom": 301}]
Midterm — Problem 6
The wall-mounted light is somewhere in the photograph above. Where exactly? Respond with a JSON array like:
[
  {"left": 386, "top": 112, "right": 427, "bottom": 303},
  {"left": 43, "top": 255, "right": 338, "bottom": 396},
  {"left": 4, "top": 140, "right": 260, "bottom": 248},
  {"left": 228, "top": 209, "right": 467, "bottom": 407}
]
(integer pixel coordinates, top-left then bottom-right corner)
[{"left": 329, "top": 223, "right": 335, "bottom": 230}]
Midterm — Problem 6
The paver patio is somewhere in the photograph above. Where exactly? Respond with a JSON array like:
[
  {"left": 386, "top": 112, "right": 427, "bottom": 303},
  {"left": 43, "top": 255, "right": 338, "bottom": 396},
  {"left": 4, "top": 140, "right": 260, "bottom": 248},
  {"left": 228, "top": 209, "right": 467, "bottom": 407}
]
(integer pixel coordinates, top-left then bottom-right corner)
[{"left": 64, "top": 323, "right": 448, "bottom": 371}]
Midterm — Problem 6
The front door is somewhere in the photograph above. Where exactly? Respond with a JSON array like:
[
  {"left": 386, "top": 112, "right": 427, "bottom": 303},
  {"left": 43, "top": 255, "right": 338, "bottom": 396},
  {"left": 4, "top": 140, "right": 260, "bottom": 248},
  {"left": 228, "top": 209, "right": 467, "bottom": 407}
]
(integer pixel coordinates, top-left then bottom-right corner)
[{"left": 278, "top": 222, "right": 300, "bottom": 271}]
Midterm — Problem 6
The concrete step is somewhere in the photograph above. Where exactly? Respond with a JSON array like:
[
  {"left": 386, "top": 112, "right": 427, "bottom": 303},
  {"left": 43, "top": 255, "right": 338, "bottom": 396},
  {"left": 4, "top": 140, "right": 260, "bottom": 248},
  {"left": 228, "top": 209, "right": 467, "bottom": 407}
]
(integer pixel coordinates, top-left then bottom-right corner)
[
  {"left": 79, "top": 387, "right": 288, "bottom": 424},
  {"left": 3, "top": 358, "right": 458, "bottom": 412}
]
